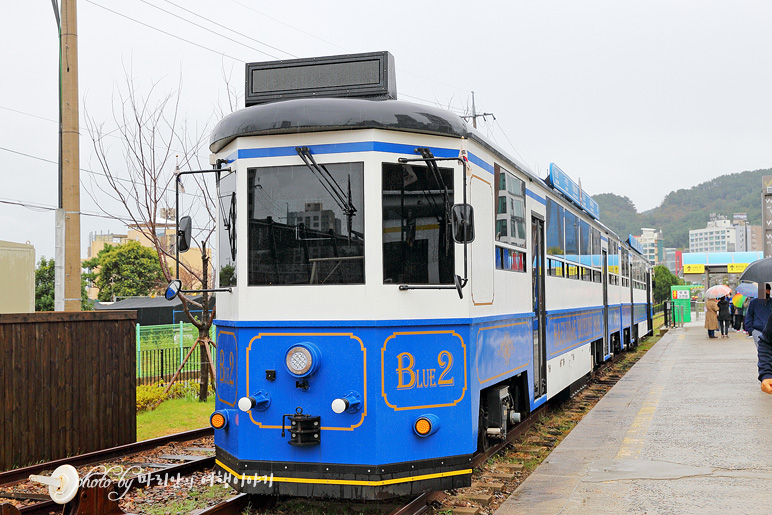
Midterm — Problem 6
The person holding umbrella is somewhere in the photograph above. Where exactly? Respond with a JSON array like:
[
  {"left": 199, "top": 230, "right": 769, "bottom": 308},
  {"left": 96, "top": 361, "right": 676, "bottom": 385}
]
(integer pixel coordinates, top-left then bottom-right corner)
[
  {"left": 756, "top": 308, "right": 772, "bottom": 394},
  {"left": 705, "top": 295, "right": 719, "bottom": 339},
  {"left": 704, "top": 284, "right": 731, "bottom": 339},
  {"left": 738, "top": 259, "right": 772, "bottom": 392},
  {"left": 744, "top": 284, "right": 772, "bottom": 349}
]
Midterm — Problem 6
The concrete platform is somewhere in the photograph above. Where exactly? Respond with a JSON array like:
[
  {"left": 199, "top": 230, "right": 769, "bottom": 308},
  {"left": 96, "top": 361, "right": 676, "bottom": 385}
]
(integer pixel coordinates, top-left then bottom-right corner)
[{"left": 496, "top": 323, "right": 772, "bottom": 514}]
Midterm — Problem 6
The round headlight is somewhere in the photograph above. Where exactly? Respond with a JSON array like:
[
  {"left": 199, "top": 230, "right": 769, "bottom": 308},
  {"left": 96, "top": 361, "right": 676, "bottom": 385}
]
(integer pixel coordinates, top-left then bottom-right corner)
[
  {"left": 284, "top": 343, "right": 320, "bottom": 377},
  {"left": 286, "top": 347, "right": 312, "bottom": 375}
]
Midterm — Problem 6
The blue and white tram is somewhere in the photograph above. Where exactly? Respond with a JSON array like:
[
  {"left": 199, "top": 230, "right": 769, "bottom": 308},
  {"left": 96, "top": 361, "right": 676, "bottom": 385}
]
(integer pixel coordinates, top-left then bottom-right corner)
[{"left": 202, "top": 52, "right": 652, "bottom": 499}]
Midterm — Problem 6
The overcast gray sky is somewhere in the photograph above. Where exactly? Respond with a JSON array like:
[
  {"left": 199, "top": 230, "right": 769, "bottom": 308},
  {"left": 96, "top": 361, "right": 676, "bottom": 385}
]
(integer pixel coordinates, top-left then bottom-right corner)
[{"left": 1, "top": 0, "right": 770, "bottom": 261}]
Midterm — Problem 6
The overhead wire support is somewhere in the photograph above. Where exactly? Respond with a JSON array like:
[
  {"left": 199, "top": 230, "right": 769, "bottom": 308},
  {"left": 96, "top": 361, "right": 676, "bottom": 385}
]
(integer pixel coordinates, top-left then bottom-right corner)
[{"left": 461, "top": 91, "right": 495, "bottom": 129}]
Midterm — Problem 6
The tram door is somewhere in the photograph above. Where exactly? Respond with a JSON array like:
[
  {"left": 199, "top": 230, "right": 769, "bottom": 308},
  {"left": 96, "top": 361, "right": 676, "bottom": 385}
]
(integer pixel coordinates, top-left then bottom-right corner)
[
  {"left": 646, "top": 270, "right": 653, "bottom": 334},
  {"left": 531, "top": 216, "right": 547, "bottom": 398},
  {"left": 602, "top": 250, "right": 610, "bottom": 357}
]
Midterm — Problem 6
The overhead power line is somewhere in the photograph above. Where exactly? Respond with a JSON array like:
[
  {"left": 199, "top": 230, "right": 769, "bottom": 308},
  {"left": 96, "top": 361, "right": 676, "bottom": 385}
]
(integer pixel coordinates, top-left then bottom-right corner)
[
  {"left": 0, "top": 145, "right": 206, "bottom": 198},
  {"left": 83, "top": 0, "right": 246, "bottom": 63},
  {"left": 137, "top": 0, "right": 286, "bottom": 60},
  {"left": 155, "top": 0, "right": 297, "bottom": 59},
  {"left": 226, "top": 0, "right": 471, "bottom": 93},
  {"left": 0, "top": 196, "right": 133, "bottom": 223}
]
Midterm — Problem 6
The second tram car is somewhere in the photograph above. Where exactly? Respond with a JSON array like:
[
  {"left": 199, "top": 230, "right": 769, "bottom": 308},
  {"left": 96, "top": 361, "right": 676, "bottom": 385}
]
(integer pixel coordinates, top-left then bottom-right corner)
[{"left": 195, "top": 52, "right": 653, "bottom": 499}]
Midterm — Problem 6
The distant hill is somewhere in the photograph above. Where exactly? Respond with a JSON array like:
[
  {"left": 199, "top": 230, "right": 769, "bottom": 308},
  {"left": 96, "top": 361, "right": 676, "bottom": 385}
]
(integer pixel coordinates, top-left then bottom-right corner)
[{"left": 595, "top": 167, "right": 772, "bottom": 249}]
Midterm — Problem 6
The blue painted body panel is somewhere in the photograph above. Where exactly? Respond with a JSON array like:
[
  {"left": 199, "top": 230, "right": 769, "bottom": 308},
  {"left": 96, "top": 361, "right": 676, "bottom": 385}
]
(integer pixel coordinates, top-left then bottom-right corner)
[
  {"left": 214, "top": 306, "right": 616, "bottom": 468},
  {"left": 622, "top": 304, "right": 632, "bottom": 329},
  {"left": 545, "top": 307, "right": 603, "bottom": 360},
  {"left": 214, "top": 323, "right": 477, "bottom": 466},
  {"left": 633, "top": 303, "right": 649, "bottom": 324},
  {"left": 608, "top": 305, "right": 622, "bottom": 336}
]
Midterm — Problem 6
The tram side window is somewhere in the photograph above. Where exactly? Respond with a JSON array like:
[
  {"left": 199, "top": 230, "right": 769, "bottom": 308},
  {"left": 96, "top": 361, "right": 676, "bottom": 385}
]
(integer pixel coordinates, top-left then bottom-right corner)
[
  {"left": 546, "top": 199, "right": 564, "bottom": 277},
  {"left": 495, "top": 166, "right": 526, "bottom": 248},
  {"left": 564, "top": 211, "right": 579, "bottom": 279},
  {"left": 621, "top": 250, "right": 630, "bottom": 287},
  {"left": 591, "top": 228, "right": 602, "bottom": 283},
  {"left": 548, "top": 258, "right": 563, "bottom": 277},
  {"left": 608, "top": 240, "right": 619, "bottom": 285},
  {"left": 382, "top": 163, "right": 454, "bottom": 284},
  {"left": 546, "top": 199, "right": 564, "bottom": 256},
  {"left": 579, "top": 220, "right": 592, "bottom": 281},
  {"left": 496, "top": 247, "right": 526, "bottom": 272},
  {"left": 246, "top": 163, "right": 365, "bottom": 286},
  {"left": 219, "top": 170, "right": 237, "bottom": 287}
]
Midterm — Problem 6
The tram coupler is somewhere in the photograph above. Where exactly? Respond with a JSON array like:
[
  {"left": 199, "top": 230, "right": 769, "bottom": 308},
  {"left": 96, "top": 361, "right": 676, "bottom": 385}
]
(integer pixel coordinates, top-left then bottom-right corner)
[{"left": 281, "top": 407, "right": 321, "bottom": 446}]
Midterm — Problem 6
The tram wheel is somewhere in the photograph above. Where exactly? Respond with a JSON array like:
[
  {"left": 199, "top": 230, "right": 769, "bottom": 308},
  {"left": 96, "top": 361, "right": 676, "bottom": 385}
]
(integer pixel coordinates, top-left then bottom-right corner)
[{"left": 477, "top": 408, "right": 490, "bottom": 453}]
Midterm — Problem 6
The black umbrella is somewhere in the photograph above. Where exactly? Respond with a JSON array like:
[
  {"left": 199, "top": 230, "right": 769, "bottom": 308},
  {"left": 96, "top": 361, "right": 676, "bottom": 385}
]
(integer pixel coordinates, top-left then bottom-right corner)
[{"left": 739, "top": 257, "right": 772, "bottom": 284}]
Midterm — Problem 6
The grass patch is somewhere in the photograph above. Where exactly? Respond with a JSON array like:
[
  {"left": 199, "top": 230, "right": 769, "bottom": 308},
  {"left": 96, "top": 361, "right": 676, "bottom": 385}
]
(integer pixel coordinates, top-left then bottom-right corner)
[
  {"left": 136, "top": 484, "right": 231, "bottom": 515},
  {"left": 136, "top": 396, "right": 214, "bottom": 441}
]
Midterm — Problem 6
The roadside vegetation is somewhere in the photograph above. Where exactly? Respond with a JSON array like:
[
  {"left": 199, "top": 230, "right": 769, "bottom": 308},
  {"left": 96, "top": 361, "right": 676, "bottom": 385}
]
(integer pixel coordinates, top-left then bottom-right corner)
[{"left": 136, "top": 380, "right": 215, "bottom": 441}]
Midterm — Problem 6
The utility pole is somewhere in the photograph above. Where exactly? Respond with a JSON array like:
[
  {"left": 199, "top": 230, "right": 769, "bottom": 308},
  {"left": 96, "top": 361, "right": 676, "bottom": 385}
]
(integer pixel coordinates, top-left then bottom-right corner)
[
  {"left": 55, "top": 0, "right": 82, "bottom": 311},
  {"left": 462, "top": 91, "right": 496, "bottom": 129}
]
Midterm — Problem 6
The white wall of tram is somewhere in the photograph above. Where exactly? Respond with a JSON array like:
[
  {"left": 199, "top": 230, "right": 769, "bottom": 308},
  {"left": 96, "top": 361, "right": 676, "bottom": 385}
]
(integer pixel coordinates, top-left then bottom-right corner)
[
  {"left": 216, "top": 128, "right": 478, "bottom": 323},
  {"left": 212, "top": 125, "right": 651, "bottom": 364}
]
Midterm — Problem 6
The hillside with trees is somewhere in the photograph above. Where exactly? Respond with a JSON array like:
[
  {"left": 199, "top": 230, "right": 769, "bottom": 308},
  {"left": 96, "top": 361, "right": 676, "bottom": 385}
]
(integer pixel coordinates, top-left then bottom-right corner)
[{"left": 594, "top": 167, "right": 771, "bottom": 249}]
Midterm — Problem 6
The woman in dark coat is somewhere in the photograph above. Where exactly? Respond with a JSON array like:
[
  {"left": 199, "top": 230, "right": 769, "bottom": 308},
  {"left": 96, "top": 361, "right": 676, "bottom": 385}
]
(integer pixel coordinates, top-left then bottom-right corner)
[{"left": 717, "top": 295, "right": 732, "bottom": 338}]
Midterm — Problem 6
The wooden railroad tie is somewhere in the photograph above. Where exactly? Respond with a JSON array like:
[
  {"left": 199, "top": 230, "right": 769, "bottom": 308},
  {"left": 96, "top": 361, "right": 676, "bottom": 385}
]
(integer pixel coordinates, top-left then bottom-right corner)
[
  {"left": 484, "top": 472, "right": 516, "bottom": 481},
  {"left": 454, "top": 493, "right": 493, "bottom": 505},
  {"left": 451, "top": 507, "right": 480, "bottom": 515},
  {"left": 471, "top": 481, "right": 505, "bottom": 491},
  {"left": 514, "top": 445, "right": 544, "bottom": 454},
  {"left": 496, "top": 462, "right": 524, "bottom": 472}
]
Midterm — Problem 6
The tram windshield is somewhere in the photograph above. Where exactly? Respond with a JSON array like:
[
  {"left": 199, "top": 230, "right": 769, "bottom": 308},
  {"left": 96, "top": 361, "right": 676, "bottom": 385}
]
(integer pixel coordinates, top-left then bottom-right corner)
[
  {"left": 246, "top": 162, "right": 365, "bottom": 285},
  {"left": 382, "top": 162, "right": 454, "bottom": 284}
]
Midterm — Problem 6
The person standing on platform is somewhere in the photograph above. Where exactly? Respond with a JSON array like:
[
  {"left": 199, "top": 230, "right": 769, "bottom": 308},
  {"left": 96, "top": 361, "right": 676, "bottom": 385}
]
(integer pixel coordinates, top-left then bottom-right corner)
[
  {"left": 745, "top": 284, "right": 772, "bottom": 349},
  {"left": 705, "top": 296, "right": 719, "bottom": 339},
  {"left": 717, "top": 295, "right": 731, "bottom": 338},
  {"left": 756, "top": 311, "right": 772, "bottom": 394},
  {"left": 734, "top": 296, "right": 748, "bottom": 332}
]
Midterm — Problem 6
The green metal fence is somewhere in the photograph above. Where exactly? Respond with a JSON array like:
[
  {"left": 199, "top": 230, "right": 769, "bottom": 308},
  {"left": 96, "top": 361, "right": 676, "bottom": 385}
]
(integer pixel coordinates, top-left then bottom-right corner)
[{"left": 136, "top": 323, "right": 216, "bottom": 385}]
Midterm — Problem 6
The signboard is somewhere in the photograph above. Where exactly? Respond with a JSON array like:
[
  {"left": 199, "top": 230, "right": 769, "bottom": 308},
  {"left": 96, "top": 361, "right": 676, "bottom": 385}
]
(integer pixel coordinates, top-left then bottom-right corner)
[
  {"left": 683, "top": 264, "right": 705, "bottom": 274},
  {"left": 245, "top": 51, "right": 396, "bottom": 106},
  {"left": 548, "top": 163, "right": 601, "bottom": 220},
  {"left": 581, "top": 191, "right": 600, "bottom": 220},
  {"left": 627, "top": 234, "right": 644, "bottom": 255},
  {"left": 764, "top": 176, "right": 772, "bottom": 258},
  {"left": 675, "top": 250, "right": 683, "bottom": 276},
  {"left": 727, "top": 263, "right": 748, "bottom": 273},
  {"left": 672, "top": 289, "right": 690, "bottom": 300},
  {"left": 549, "top": 163, "right": 581, "bottom": 206}
]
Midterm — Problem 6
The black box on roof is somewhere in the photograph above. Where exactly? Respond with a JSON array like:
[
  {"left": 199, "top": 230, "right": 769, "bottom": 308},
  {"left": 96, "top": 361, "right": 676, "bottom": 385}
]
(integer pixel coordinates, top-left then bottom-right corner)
[{"left": 245, "top": 51, "right": 396, "bottom": 106}]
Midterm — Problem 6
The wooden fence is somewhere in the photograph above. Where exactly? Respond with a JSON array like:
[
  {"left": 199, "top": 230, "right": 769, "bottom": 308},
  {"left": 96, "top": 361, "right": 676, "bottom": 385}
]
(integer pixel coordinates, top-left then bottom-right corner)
[{"left": 0, "top": 311, "right": 137, "bottom": 471}]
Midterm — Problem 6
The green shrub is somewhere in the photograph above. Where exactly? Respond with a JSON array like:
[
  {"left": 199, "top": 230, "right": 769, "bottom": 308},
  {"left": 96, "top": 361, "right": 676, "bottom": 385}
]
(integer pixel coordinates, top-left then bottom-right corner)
[{"left": 136, "top": 380, "right": 215, "bottom": 412}]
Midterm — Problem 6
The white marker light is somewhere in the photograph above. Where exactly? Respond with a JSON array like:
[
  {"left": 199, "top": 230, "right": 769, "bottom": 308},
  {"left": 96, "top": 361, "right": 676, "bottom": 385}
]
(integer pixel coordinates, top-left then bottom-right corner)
[
  {"left": 331, "top": 398, "right": 349, "bottom": 414},
  {"left": 238, "top": 396, "right": 256, "bottom": 412}
]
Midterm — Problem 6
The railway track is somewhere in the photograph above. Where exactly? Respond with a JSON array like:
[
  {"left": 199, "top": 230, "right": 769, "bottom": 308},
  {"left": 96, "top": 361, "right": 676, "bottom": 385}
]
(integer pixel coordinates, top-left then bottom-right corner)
[
  {"left": 0, "top": 337, "right": 655, "bottom": 515},
  {"left": 0, "top": 428, "right": 214, "bottom": 515},
  {"left": 387, "top": 342, "right": 644, "bottom": 515}
]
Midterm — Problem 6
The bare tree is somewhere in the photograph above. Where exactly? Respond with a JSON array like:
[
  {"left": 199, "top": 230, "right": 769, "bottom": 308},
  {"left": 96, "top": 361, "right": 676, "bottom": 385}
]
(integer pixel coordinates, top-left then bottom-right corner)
[{"left": 85, "top": 73, "right": 218, "bottom": 401}]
